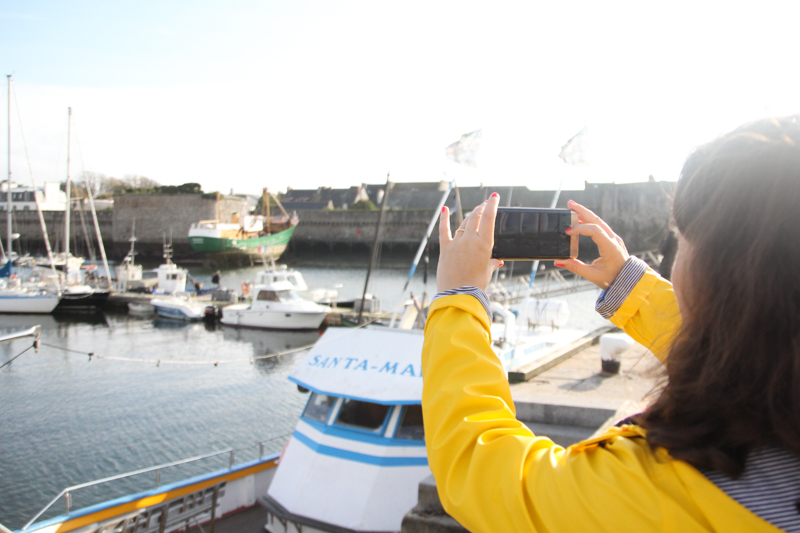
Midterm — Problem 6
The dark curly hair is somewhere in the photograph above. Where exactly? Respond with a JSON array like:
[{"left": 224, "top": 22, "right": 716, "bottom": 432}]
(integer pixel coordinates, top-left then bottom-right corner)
[{"left": 640, "top": 116, "right": 800, "bottom": 477}]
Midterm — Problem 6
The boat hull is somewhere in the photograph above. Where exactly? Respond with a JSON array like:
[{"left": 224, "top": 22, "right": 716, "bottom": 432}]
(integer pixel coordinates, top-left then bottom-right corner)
[
  {"left": 55, "top": 290, "right": 111, "bottom": 310},
  {"left": 189, "top": 225, "right": 296, "bottom": 255},
  {"left": 150, "top": 299, "right": 207, "bottom": 321},
  {"left": 0, "top": 294, "right": 60, "bottom": 314},
  {"left": 189, "top": 226, "right": 297, "bottom": 259},
  {"left": 221, "top": 306, "right": 327, "bottom": 330}
]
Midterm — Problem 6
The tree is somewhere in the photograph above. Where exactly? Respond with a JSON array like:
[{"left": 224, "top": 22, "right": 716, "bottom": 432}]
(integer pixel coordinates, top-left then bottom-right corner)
[{"left": 348, "top": 199, "right": 378, "bottom": 211}]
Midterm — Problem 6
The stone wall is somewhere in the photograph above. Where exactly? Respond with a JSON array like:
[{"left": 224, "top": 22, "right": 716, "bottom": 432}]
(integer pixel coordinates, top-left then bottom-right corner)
[
  {"left": 291, "top": 181, "right": 675, "bottom": 256},
  {"left": 112, "top": 193, "right": 249, "bottom": 244},
  {"left": 0, "top": 210, "right": 113, "bottom": 258},
  {"left": 1, "top": 182, "right": 674, "bottom": 263}
]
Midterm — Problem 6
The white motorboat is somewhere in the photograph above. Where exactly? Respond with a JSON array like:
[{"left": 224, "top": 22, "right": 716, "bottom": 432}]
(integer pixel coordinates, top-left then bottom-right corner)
[
  {"left": 114, "top": 221, "right": 149, "bottom": 292},
  {"left": 221, "top": 281, "right": 331, "bottom": 330},
  {"left": 150, "top": 293, "right": 209, "bottom": 321},
  {"left": 254, "top": 264, "right": 339, "bottom": 303},
  {"left": 0, "top": 276, "right": 60, "bottom": 314},
  {"left": 152, "top": 241, "right": 189, "bottom": 295},
  {"left": 127, "top": 302, "right": 155, "bottom": 315}
]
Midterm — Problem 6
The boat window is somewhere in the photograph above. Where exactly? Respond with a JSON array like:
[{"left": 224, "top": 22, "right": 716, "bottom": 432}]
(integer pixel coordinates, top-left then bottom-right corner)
[
  {"left": 257, "top": 290, "right": 280, "bottom": 301},
  {"left": 276, "top": 290, "right": 302, "bottom": 302},
  {"left": 334, "top": 399, "right": 390, "bottom": 432},
  {"left": 395, "top": 405, "right": 424, "bottom": 441},
  {"left": 302, "top": 393, "right": 337, "bottom": 423}
]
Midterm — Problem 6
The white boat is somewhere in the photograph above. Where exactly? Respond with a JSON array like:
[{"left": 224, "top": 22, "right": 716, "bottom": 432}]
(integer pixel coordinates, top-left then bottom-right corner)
[
  {"left": 221, "top": 281, "right": 331, "bottom": 330},
  {"left": 0, "top": 277, "right": 60, "bottom": 314},
  {"left": 114, "top": 221, "right": 149, "bottom": 292},
  {"left": 254, "top": 263, "right": 339, "bottom": 303},
  {"left": 127, "top": 302, "right": 155, "bottom": 315},
  {"left": 263, "top": 326, "right": 429, "bottom": 533},
  {"left": 152, "top": 241, "right": 189, "bottom": 295},
  {"left": 150, "top": 293, "right": 209, "bottom": 321}
]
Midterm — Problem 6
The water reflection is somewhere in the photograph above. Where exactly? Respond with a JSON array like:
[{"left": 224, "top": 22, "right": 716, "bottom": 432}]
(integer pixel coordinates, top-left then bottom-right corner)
[{"left": 221, "top": 326, "right": 320, "bottom": 375}]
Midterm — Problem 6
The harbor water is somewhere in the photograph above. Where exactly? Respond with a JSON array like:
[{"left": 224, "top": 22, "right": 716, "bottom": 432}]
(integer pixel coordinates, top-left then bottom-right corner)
[{"left": 0, "top": 264, "right": 607, "bottom": 530}]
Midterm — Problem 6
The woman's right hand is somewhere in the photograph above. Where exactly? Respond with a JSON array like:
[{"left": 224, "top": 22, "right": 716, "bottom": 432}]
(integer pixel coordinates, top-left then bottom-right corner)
[{"left": 555, "top": 200, "right": 630, "bottom": 289}]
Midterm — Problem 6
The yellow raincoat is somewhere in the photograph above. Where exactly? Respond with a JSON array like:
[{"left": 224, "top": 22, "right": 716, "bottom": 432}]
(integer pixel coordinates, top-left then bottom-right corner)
[{"left": 421, "top": 269, "right": 780, "bottom": 532}]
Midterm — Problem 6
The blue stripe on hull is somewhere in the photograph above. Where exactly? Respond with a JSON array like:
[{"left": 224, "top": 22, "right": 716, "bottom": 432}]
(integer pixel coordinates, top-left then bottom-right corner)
[
  {"left": 155, "top": 307, "right": 200, "bottom": 320},
  {"left": 292, "top": 430, "right": 428, "bottom": 467}
]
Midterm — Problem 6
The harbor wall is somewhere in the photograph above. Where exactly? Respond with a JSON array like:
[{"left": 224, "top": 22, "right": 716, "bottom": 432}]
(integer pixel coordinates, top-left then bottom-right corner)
[
  {"left": 111, "top": 193, "right": 250, "bottom": 259},
  {"left": 0, "top": 181, "right": 674, "bottom": 264},
  {"left": 290, "top": 181, "right": 675, "bottom": 256},
  {"left": 0, "top": 210, "right": 114, "bottom": 260}
]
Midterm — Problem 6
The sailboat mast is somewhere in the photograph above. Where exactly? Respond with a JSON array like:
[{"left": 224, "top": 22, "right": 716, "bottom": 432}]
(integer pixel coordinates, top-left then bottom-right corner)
[
  {"left": 6, "top": 75, "right": 11, "bottom": 260},
  {"left": 64, "top": 107, "right": 72, "bottom": 261}
]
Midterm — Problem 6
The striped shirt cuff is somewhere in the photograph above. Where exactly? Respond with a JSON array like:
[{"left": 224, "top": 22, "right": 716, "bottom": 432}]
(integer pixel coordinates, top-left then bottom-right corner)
[
  {"left": 432, "top": 286, "right": 492, "bottom": 319},
  {"left": 595, "top": 257, "right": 649, "bottom": 319}
]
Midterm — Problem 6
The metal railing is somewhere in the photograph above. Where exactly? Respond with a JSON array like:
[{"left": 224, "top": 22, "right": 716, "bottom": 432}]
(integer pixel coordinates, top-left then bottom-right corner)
[
  {"left": 0, "top": 325, "right": 40, "bottom": 345},
  {"left": 22, "top": 448, "right": 233, "bottom": 530}
]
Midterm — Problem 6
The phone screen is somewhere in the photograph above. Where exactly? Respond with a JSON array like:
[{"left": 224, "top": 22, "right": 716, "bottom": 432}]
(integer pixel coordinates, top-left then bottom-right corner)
[{"left": 492, "top": 207, "right": 578, "bottom": 260}]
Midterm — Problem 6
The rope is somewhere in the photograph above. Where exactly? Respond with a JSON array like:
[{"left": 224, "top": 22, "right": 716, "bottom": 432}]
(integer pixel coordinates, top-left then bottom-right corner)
[
  {"left": 0, "top": 345, "right": 34, "bottom": 370},
  {"left": 35, "top": 304, "right": 401, "bottom": 367}
]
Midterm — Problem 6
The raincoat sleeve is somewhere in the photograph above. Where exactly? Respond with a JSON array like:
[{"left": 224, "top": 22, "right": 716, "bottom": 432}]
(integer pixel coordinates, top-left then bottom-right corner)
[
  {"left": 423, "top": 295, "right": 670, "bottom": 532},
  {"left": 606, "top": 268, "right": 682, "bottom": 363}
]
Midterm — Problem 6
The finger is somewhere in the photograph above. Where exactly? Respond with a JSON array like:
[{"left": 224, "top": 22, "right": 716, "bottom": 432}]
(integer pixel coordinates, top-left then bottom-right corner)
[
  {"left": 439, "top": 206, "right": 452, "bottom": 245},
  {"left": 478, "top": 193, "right": 499, "bottom": 238},
  {"left": 554, "top": 258, "right": 607, "bottom": 288},
  {"left": 452, "top": 212, "right": 469, "bottom": 239},
  {"left": 566, "top": 223, "right": 618, "bottom": 257},
  {"left": 568, "top": 200, "right": 618, "bottom": 241},
  {"left": 466, "top": 200, "right": 487, "bottom": 233},
  {"left": 490, "top": 258, "right": 503, "bottom": 272}
]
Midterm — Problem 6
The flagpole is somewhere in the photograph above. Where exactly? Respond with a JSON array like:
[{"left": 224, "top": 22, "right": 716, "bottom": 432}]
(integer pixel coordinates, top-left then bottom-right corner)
[{"left": 402, "top": 179, "right": 454, "bottom": 292}]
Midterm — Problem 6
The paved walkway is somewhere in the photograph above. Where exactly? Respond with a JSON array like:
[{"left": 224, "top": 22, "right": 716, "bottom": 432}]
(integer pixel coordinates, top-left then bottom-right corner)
[{"left": 511, "top": 336, "right": 664, "bottom": 415}]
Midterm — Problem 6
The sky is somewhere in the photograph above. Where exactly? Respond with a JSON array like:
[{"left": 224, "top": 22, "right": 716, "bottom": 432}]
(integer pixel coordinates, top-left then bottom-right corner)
[{"left": 1, "top": 1, "right": 799, "bottom": 195}]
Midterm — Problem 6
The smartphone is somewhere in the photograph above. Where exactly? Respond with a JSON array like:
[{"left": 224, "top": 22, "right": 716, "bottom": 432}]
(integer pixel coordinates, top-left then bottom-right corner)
[{"left": 492, "top": 207, "right": 578, "bottom": 260}]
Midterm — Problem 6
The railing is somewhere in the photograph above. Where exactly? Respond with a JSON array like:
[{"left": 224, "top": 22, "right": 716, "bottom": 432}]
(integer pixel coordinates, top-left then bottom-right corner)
[
  {"left": 487, "top": 250, "right": 661, "bottom": 305},
  {"left": 0, "top": 325, "right": 41, "bottom": 346},
  {"left": 21, "top": 433, "right": 290, "bottom": 531},
  {"left": 22, "top": 448, "right": 234, "bottom": 530}
]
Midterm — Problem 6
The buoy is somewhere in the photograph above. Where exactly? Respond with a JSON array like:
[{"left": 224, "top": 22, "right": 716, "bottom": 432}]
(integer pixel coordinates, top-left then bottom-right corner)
[{"left": 241, "top": 281, "right": 251, "bottom": 296}]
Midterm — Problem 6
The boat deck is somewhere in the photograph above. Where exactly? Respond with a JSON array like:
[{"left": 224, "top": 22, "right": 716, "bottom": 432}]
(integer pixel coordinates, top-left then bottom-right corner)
[{"left": 187, "top": 505, "right": 266, "bottom": 533}]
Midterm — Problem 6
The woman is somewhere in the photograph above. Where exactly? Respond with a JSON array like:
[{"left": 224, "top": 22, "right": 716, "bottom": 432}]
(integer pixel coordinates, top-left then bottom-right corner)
[{"left": 422, "top": 116, "right": 800, "bottom": 532}]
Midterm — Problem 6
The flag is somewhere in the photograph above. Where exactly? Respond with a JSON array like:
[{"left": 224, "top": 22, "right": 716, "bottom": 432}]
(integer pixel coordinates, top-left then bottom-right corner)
[
  {"left": 445, "top": 129, "right": 482, "bottom": 167},
  {"left": 558, "top": 126, "right": 589, "bottom": 166}
]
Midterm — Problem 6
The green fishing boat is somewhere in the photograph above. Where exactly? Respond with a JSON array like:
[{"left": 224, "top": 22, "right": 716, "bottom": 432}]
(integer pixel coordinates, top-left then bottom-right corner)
[{"left": 188, "top": 188, "right": 298, "bottom": 257}]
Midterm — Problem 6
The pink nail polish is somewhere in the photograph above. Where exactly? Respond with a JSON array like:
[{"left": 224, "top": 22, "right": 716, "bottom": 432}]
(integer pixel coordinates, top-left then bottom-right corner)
[
  {"left": 554, "top": 261, "right": 564, "bottom": 267},
  {"left": 441, "top": 206, "right": 446, "bottom": 213},
  {"left": 491, "top": 192, "right": 499, "bottom": 198}
]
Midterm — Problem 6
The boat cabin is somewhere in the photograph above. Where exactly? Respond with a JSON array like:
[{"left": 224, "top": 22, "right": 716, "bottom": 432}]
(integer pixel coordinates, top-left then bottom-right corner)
[
  {"left": 263, "top": 326, "right": 428, "bottom": 533},
  {"left": 255, "top": 265, "right": 308, "bottom": 292},
  {"left": 155, "top": 262, "right": 187, "bottom": 295}
]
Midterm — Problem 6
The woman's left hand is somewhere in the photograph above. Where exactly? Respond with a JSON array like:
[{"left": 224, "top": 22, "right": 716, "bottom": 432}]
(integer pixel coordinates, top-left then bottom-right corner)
[{"left": 437, "top": 193, "right": 503, "bottom": 293}]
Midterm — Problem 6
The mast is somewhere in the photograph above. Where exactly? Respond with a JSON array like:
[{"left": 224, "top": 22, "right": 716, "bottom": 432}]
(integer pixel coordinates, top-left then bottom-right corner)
[
  {"left": 358, "top": 175, "right": 390, "bottom": 324},
  {"left": 264, "top": 187, "right": 271, "bottom": 234},
  {"left": 6, "top": 75, "right": 11, "bottom": 262},
  {"left": 64, "top": 107, "right": 72, "bottom": 264},
  {"left": 84, "top": 172, "right": 111, "bottom": 287}
]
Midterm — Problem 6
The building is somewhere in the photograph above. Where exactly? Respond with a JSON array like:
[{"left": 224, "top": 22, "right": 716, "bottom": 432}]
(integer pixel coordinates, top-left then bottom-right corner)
[{"left": 0, "top": 182, "right": 67, "bottom": 211}]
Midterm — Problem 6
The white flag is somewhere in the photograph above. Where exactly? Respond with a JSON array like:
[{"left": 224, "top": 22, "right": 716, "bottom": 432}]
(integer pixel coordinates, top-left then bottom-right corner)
[
  {"left": 558, "top": 126, "right": 589, "bottom": 166},
  {"left": 445, "top": 129, "right": 482, "bottom": 167}
]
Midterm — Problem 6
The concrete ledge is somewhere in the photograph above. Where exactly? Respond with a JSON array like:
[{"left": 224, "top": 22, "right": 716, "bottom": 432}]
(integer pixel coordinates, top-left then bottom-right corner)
[{"left": 507, "top": 325, "right": 617, "bottom": 383}]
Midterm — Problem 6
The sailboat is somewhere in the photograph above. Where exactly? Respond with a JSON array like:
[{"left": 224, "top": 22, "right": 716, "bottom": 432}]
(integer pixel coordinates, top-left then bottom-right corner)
[
  {"left": 44, "top": 108, "right": 111, "bottom": 309},
  {"left": 0, "top": 75, "right": 61, "bottom": 313}
]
